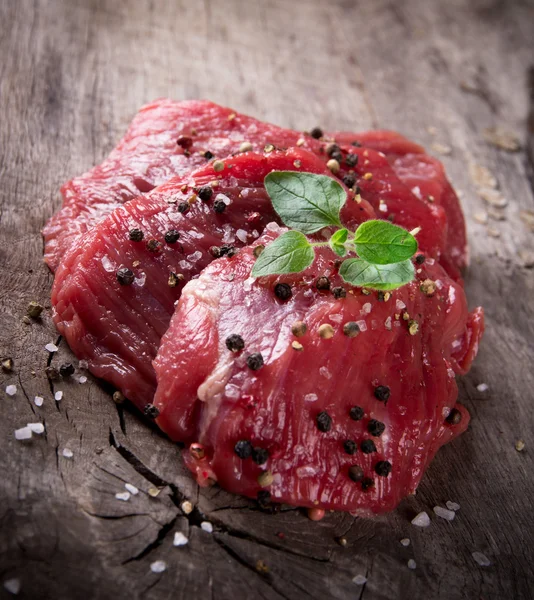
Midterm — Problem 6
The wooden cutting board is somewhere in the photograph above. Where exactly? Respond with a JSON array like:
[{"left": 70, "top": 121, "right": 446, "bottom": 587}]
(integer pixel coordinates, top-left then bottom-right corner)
[{"left": 1, "top": 1, "right": 533, "bottom": 598}]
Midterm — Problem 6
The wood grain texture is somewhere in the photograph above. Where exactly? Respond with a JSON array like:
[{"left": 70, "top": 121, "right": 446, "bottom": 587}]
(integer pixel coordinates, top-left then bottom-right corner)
[{"left": 1, "top": 0, "right": 533, "bottom": 598}]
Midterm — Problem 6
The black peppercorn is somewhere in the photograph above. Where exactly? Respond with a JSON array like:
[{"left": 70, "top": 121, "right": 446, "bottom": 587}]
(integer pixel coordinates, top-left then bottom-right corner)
[
  {"left": 203, "top": 150, "right": 214, "bottom": 160},
  {"left": 252, "top": 447, "right": 269, "bottom": 465},
  {"left": 343, "top": 322, "right": 360, "bottom": 338},
  {"left": 213, "top": 199, "right": 226, "bottom": 213},
  {"left": 60, "top": 363, "right": 75, "bottom": 377},
  {"left": 345, "top": 153, "right": 359, "bottom": 168},
  {"left": 164, "top": 230, "right": 180, "bottom": 244},
  {"left": 361, "top": 477, "right": 374, "bottom": 490},
  {"left": 274, "top": 283, "right": 292, "bottom": 301},
  {"left": 368, "top": 419, "right": 386, "bottom": 437},
  {"left": 197, "top": 186, "right": 213, "bottom": 201},
  {"left": 415, "top": 254, "right": 426, "bottom": 265},
  {"left": 246, "top": 353, "right": 264, "bottom": 371},
  {"left": 178, "top": 201, "right": 189, "bottom": 214},
  {"left": 209, "top": 246, "right": 221, "bottom": 258},
  {"left": 220, "top": 244, "right": 237, "bottom": 257},
  {"left": 343, "top": 174, "right": 356, "bottom": 188},
  {"left": 351, "top": 140, "right": 362, "bottom": 147},
  {"left": 332, "top": 286, "right": 346, "bottom": 299},
  {"left": 226, "top": 334, "right": 245, "bottom": 353},
  {"left": 360, "top": 439, "right": 377, "bottom": 454},
  {"left": 144, "top": 404, "right": 160, "bottom": 419},
  {"left": 374, "top": 385, "right": 391, "bottom": 402},
  {"left": 129, "top": 228, "right": 144, "bottom": 242},
  {"left": 374, "top": 460, "right": 392, "bottom": 477},
  {"left": 349, "top": 406, "right": 364, "bottom": 421},
  {"left": 315, "top": 276, "right": 331, "bottom": 291},
  {"left": 316, "top": 411, "right": 332, "bottom": 432},
  {"left": 344, "top": 440, "right": 357, "bottom": 455},
  {"left": 446, "top": 408, "right": 462, "bottom": 425},
  {"left": 117, "top": 267, "right": 135, "bottom": 285},
  {"left": 310, "top": 127, "right": 323, "bottom": 139},
  {"left": 234, "top": 440, "right": 253, "bottom": 459},
  {"left": 348, "top": 465, "right": 364, "bottom": 482}
]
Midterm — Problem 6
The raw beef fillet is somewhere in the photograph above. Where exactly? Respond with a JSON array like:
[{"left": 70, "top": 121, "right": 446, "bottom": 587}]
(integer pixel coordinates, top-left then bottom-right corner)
[
  {"left": 43, "top": 98, "right": 467, "bottom": 277},
  {"left": 52, "top": 136, "right": 461, "bottom": 410},
  {"left": 153, "top": 227, "right": 484, "bottom": 514},
  {"left": 51, "top": 148, "right": 375, "bottom": 409}
]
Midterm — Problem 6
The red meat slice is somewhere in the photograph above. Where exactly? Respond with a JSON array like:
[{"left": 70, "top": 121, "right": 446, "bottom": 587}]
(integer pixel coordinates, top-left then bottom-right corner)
[
  {"left": 52, "top": 148, "right": 374, "bottom": 409},
  {"left": 43, "top": 99, "right": 467, "bottom": 277},
  {"left": 153, "top": 227, "right": 484, "bottom": 514}
]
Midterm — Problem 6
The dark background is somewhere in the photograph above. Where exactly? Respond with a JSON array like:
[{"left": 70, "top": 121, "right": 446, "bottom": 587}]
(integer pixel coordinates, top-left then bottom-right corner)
[{"left": 1, "top": 0, "right": 533, "bottom": 598}]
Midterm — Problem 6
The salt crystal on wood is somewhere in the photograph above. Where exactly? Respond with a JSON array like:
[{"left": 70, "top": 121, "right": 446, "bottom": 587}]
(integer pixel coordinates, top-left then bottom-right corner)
[
  {"left": 352, "top": 574, "right": 367, "bottom": 585},
  {"left": 45, "top": 343, "right": 58, "bottom": 352},
  {"left": 6, "top": 385, "right": 17, "bottom": 396},
  {"left": 150, "top": 560, "right": 167, "bottom": 573},
  {"left": 125, "top": 483, "right": 138, "bottom": 495},
  {"left": 472, "top": 551, "right": 491, "bottom": 567},
  {"left": 173, "top": 532, "right": 189, "bottom": 546},
  {"left": 62, "top": 448, "right": 73, "bottom": 458},
  {"left": 34, "top": 396, "right": 44, "bottom": 407},
  {"left": 3, "top": 578, "right": 21, "bottom": 595},
  {"left": 433, "top": 506, "right": 456, "bottom": 521},
  {"left": 201, "top": 521, "right": 213, "bottom": 533},
  {"left": 27, "top": 423, "right": 45, "bottom": 434},
  {"left": 15, "top": 427, "right": 32, "bottom": 440},
  {"left": 446, "top": 501, "right": 460, "bottom": 511},
  {"left": 411, "top": 511, "right": 430, "bottom": 527},
  {"left": 115, "top": 492, "right": 131, "bottom": 501}
]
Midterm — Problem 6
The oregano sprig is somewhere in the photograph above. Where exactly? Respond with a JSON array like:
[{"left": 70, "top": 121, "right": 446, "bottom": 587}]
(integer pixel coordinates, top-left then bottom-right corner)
[{"left": 251, "top": 171, "right": 420, "bottom": 291}]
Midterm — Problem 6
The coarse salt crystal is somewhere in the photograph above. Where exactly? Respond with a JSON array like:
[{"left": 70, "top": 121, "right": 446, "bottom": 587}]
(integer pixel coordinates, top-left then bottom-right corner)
[
  {"left": 6, "top": 385, "right": 17, "bottom": 396},
  {"left": 45, "top": 343, "right": 58, "bottom": 353},
  {"left": 446, "top": 501, "right": 460, "bottom": 511},
  {"left": 362, "top": 303, "right": 372, "bottom": 314},
  {"left": 3, "top": 578, "right": 21, "bottom": 595},
  {"left": 379, "top": 203, "right": 388, "bottom": 212},
  {"left": 62, "top": 448, "right": 73, "bottom": 458},
  {"left": 385, "top": 316, "right": 392, "bottom": 330},
  {"left": 319, "top": 367, "right": 331, "bottom": 379},
  {"left": 243, "top": 277, "right": 255, "bottom": 292},
  {"left": 78, "top": 376, "right": 87, "bottom": 384},
  {"left": 411, "top": 186, "right": 422, "bottom": 199},
  {"left": 115, "top": 491, "right": 131, "bottom": 502},
  {"left": 400, "top": 538, "right": 410, "bottom": 547},
  {"left": 201, "top": 521, "right": 213, "bottom": 533},
  {"left": 411, "top": 511, "right": 430, "bottom": 527},
  {"left": 352, "top": 574, "right": 367, "bottom": 585},
  {"left": 433, "top": 506, "right": 455, "bottom": 521},
  {"left": 304, "top": 393, "right": 318, "bottom": 402},
  {"left": 266, "top": 222, "right": 281, "bottom": 233},
  {"left": 236, "top": 229, "right": 248, "bottom": 243},
  {"left": 396, "top": 300, "right": 406, "bottom": 310},
  {"left": 173, "top": 532, "right": 189, "bottom": 546},
  {"left": 356, "top": 320, "right": 367, "bottom": 332},
  {"left": 472, "top": 551, "right": 491, "bottom": 567},
  {"left": 407, "top": 559, "right": 417, "bottom": 570},
  {"left": 100, "top": 256, "right": 114, "bottom": 272},
  {"left": 125, "top": 483, "right": 139, "bottom": 495},
  {"left": 179, "top": 260, "right": 192, "bottom": 270},
  {"left": 216, "top": 193, "right": 231, "bottom": 205},
  {"left": 134, "top": 272, "right": 146, "bottom": 287},
  {"left": 150, "top": 560, "right": 167, "bottom": 573},
  {"left": 476, "top": 383, "right": 489, "bottom": 392},
  {"left": 27, "top": 423, "right": 45, "bottom": 434},
  {"left": 54, "top": 391, "right": 63, "bottom": 401},
  {"left": 34, "top": 396, "right": 44, "bottom": 407},
  {"left": 187, "top": 251, "right": 202, "bottom": 262},
  {"left": 78, "top": 360, "right": 88, "bottom": 369},
  {"left": 181, "top": 501, "right": 193, "bottom": 514},
  {"left": 15, "top": 427, "right": 32, "bottom": 441}
]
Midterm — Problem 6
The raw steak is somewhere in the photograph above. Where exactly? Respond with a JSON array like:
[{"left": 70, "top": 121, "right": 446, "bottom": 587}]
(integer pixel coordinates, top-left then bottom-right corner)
[
  {"left": 52, "top": 148, "right": 374, "bottom": 409},
  {"left": 153, "top": 226, "right": 484, "bottom": 514},
  {"left": 44, "top": 99, "right": 467, "bottom": 276}
]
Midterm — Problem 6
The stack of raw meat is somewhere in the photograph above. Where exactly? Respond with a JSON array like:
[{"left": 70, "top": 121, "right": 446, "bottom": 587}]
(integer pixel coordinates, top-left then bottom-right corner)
[{"left": 46, "top": 99, "right": 483, "bottom": 515}]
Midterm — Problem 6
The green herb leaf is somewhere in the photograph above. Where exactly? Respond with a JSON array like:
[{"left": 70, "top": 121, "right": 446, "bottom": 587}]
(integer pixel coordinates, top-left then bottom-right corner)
[
  {"left": 353, "top": 220, "right": 418, "bottom": 265},
  {"left": 264, "top": 172, "right": 345, "bottom": 234},
  {"left": 339, "top": 258, "right": 415, "bottom": 290},
  {"left": 251, "top": 231, "right": 315, "bottom": 277},
  {"left": 329, "top": 228, "right": 349, "bottom": 257}
]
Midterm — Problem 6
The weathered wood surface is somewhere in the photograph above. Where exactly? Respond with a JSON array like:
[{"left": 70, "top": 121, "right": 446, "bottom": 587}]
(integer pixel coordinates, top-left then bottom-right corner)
[{"left": 1, "top": 0, "right": 533, "bottom": 598}]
